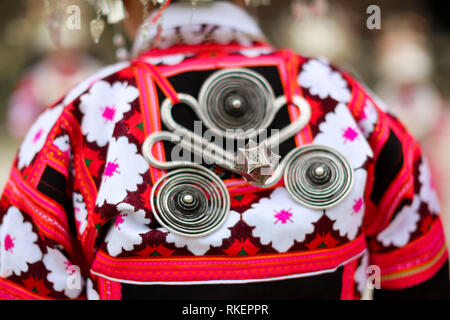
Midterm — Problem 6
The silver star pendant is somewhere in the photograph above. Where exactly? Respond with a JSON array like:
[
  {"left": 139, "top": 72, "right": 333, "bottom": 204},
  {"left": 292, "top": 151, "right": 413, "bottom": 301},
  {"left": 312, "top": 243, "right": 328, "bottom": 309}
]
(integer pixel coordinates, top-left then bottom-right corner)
[{"left": 234, "top": 141, "right": 281, "bottom": 186}]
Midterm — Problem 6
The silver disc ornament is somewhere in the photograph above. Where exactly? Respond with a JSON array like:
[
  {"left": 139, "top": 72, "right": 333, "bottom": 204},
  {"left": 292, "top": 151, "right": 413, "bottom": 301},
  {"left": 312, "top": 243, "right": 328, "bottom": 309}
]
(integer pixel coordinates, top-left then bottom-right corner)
[
  {"left": 150, "top": 165, "right": 231, "bottom": 237},
  {"left": 198, "top": 68, "right": 276, "bottom": 139},
  {"left": 284, "top": 145, "right": 354, "bottom": 210}
]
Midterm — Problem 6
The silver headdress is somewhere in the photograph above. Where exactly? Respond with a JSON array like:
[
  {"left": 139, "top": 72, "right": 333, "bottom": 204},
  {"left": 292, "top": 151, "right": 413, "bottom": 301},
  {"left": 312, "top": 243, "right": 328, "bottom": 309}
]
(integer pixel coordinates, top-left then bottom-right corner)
[{"left": 43, "top": 0, "right": 270, "bottom": 50}]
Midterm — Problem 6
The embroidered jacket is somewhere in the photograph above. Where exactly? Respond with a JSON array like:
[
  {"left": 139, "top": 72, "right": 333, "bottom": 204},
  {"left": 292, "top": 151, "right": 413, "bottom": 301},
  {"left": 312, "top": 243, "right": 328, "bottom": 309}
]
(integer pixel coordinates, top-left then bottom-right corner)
[{"left": 0, "top": 3, "right": 448, "bottom": 300}]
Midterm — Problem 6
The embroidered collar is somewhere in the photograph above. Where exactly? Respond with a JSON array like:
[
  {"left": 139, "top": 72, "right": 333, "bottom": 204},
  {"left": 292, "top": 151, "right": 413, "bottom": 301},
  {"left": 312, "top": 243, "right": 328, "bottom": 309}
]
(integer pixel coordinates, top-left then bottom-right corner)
[{"left": 132, "top": 2, "right": 267, "bottom": 57}]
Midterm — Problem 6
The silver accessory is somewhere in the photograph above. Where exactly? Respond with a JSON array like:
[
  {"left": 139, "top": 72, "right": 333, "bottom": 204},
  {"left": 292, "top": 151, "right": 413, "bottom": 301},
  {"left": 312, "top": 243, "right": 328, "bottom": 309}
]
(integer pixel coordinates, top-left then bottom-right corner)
[
  {"left": 142, "top": 67, "right": 354, "bottom": 238},
  {"left": 282, "top": 145, "right": 354, "bottom": 209},
  {"left": 90, "top": 0, "right": 106, "bottom": 44},
  {"left": 143, "top": 68, "right": 311, "bottom": 186},
  {"left": 151, "top": 165, "right": 231, "bottom": 237}
]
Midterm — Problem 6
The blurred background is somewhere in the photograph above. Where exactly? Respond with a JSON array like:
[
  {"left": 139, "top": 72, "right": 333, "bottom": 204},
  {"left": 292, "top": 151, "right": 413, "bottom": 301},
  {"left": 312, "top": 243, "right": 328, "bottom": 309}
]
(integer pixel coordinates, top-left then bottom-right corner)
[{"left": 0, "top": 0, "right": 449, "bottom": 244}]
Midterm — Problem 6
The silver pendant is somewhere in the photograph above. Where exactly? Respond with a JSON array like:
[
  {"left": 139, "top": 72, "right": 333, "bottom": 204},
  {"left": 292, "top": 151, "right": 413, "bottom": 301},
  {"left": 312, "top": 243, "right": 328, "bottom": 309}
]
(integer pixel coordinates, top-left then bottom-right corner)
[
  {"left": 198, "top": 68, "right": 276, "bottom": 140},
  {"left": 234, "top": 140, "right": 281, "bottom": 186},
  {"left": 145, "top": 68, "right": 311, "bottom": 187},
  {"left": 151, "top": 165, "right": 230, "bottom": 237},
  {"left": 283, "top": 145, "right": 354, "bottom": 210},
  {"left": 90, "top": 18, "right": 106, "bottom": 44},
  {"left": 142, "top": 67, "right": 354, "bottom": 239}
]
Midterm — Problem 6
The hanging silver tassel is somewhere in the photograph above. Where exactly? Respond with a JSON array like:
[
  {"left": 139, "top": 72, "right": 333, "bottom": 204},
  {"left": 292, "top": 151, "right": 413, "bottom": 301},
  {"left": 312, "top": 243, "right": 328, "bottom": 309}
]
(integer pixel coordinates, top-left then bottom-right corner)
[
  {"left": 90, "top": 0, "right": 105, "bottom": 44},
  {"left": 101, "top": 0, "right": 128, "bottom": 24}
]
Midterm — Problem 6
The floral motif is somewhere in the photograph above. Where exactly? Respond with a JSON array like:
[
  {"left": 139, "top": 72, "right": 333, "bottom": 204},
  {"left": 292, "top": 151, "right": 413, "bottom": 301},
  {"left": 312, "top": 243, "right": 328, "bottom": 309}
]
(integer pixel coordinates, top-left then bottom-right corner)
[
  {"left": 242, "top": 188, "right": 323, "bottom": 252},
  {"left": 73, "top": 193, "right": 88, "bottom": 235},
  {"left": 22, "top": 275, "right": 51, "bottom": 296},
  {"left": 83, "top": 146, "right": 104, "bottom": 178},
  {"left": 314, "top": 103, "right": 373, "bottom": 169},
  {"left": 96, "top": 137, "right": 149, "bottom": 206},
  {"left": 53, "top": 134, "right": 71, "bottom": 155},
  {"left": 239, "top": 47, "right": 274, "bottom": 58},
  {"left": 358, "top": 99, "right": 379, "bottom": 138},
  {"left": 86, "top": 279, "right": 100, "bottom": 300},
  {"left": 298, "top": 59, "right": 352, "bottom": 103},
  {"left": 305, "top": 232, "right": 339, "bottom": 250},
  {"left": 418, "top": 158, "right": 440, "bottom": 215},
  {"left": 165, "top": 211, "right": 241, "bottom": 255},
  {"left": 17, "top": 104, "right": 64, "bottom": 169},
  {"left": 43, "top": 247, "right": 84, "bottom": 299},
  {"left": 146, "top": 53, "right": 188, "bottom": 66},
  {"left": 62, "top": 62, "right": 130, "bottom": 106},
  {"left": 223, "top": 239, "right": 260, "bottom": 256},
  {"left": 0, "top": 207, "right": 42, "bottom": 277},
  {"left": 80, "top": 81, "right": 139, "bottom": 147},
  {"left": 136, "top": 244, "right": 174, "bottom": 257},
  {"left": 125, "top": 111, "right": 145, "bottom": 142},
  {"left": 377, "top": 197, "right": 421, "bottom": 247},
  {"left": 104, "top": 203, "right": 151, "bottom": 257},
  {"left": 325, "top": 169, "right": 367, "bottom": 240}
]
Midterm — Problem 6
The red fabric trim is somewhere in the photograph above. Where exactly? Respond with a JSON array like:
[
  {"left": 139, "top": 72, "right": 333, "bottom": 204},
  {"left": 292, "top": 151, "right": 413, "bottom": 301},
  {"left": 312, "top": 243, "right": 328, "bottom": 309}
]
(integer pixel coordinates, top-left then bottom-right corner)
[
  {"left": 370, "top": 219, "right": 449, "bottom": 289},
  {"left": 91, "top": 236, "right": 366, "bottom": 283},
  {"left": 340, "top": 258, "right": 358, "bottom": 300},
  {"left": 97, "top": 277, "right": 122, "bottom": 300},
  {"left": 0, "top": 277, "right": 52, "bottom": 300}
]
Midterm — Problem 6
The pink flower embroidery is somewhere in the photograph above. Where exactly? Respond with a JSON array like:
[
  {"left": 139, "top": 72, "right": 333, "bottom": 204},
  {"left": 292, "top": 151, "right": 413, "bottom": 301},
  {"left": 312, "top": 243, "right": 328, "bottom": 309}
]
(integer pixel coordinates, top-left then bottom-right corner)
[
  {"left": 101, "top": 106, "right": 117, "bottom": 123},
  {"left": 104, "top": 159, "right": 120, "bottom": 178},
  {"left": 274, "top": 209, "right": 293, "bottom": 224},
  {"left": 352, "top": 198, "right": 363, "bottom": 215},
  {"left": 114, "top": 214, "right": 127, "bottom": 230},
  {"left": 360, "top": 108, "right": 367, "bottom": 120},
  {"left": 32, "top": 128, "right": 44, "bottom": 144},
  {"left": 4, "top": 234, "right": 15, "bottom": 253},
  {"left": 342, "top": 127, "right": 359, "bottom": 143}
]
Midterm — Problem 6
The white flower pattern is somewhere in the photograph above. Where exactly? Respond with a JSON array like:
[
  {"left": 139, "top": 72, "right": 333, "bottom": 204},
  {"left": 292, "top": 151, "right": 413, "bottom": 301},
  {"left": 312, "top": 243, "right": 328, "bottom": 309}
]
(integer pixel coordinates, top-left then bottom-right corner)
[
  {"left": 418, "top": 159, "right": 440, "bottom": 215},
  {"left": 239, "top": 47, "right": 274, "bottom": 58},
  {"left": 358, "top": 100, "right": 379, "bottom": 138},
  {"left": 18, "top": 104, "right": 64, "bottom": 169},
  {"left": 298, "top": 59, "right": 352, "bottom": 103},
  {"left": 377, "top": 197, "right": 421, "bottom": 247},
  {"left": 105, "top": 203, "right": 151, "bottom": 257},
  {"left": 325, "top": 169, "right": 367, "bottom": 240},
  {"left": 73, "top": 193, "right": 88, "bottom": 235},
  {"left": 242, "top": 188, "right": 324, "bottom": 252},
  {"left": 0, "top": 207, "right": 43, "bottom": 277},
  {"left": 96, "top": 136, "right": 149, "bottom": 206},
  {"left": 86, "top": 279, "right": 100, "bottom": 300},
  {"left": 147, "top": 53, "right": 188, "bottom": 66},
  {"left": 53, "top": 134, "right": 70, "bottom": 156},
  {"left": 165, "top": 211, "right": 241, "bottom": 255},
  {"left": 314, "top": 103, "right": 373, "bottom": 169},
  {"left": 62, "top": 62, "right": 130, "bottom": 106},
  {"left": 43, "top": 247, "right": 84, "bottom": 299},
  {"left": 80, "top": 81, "right": 139, "bottom": 147}
]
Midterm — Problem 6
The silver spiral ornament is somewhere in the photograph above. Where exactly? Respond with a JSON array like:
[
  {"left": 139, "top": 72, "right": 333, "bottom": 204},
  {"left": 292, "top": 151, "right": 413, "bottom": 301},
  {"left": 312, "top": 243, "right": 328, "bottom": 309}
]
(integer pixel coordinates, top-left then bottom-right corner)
[
  {"left": 284, "top": 145, "right": 354, "bottom": 210},
  {"left": 198, "top": 68, "right": 276, "bottom": 139},
  {"left": 151, "top": 165, "right": 230, "bottom": 237}
]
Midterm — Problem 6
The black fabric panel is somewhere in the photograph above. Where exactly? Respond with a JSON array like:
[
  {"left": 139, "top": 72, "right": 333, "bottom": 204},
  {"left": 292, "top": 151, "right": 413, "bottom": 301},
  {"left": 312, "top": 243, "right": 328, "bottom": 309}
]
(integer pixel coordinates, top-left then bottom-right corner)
[
  {"left": 37, "top": 166, "right": 76, "bottom": 236},
  {"left": 120, "top": 267, "right": 343, "bottom": 300},
  {"left": 157, "top": 66, "right": 297, "bottom": 162},
  {"left": 370, "top": 130, "right": 404, "bottom": 204},
  {"left": 166, "top": 66, "right": 284, "bottom": 99},
  {"left": 373, "top": 261, "right": 450, "bottom": 300}
]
